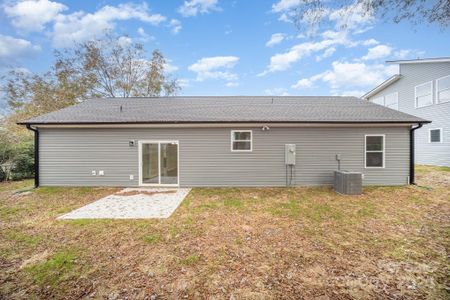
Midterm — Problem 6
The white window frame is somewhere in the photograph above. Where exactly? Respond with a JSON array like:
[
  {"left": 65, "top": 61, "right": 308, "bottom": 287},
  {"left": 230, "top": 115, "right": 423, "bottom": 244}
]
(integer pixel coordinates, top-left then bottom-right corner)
[
  {"left": 436, "top": 75, "right": 450, "bottom": 104},
  {"left": 231, "top": 130, "right": 252, "bottom": 152},
  {"left": 372, "top": 96, "right": 384, "bottom": 106},
  {"left": 384, "top": 92, "right": 399, "bottom": 110},
  {"left": 414, "top": 81, "right": 433, "bottom": 108},
  {"left": 428, "top": 128, "right": 443, "bottom": 143},
  {"left": 138, "top": 140, "right": 180, "bottom": 187},
  {"left": 364, "top": 134, "right": 385, "bottom": 169}
]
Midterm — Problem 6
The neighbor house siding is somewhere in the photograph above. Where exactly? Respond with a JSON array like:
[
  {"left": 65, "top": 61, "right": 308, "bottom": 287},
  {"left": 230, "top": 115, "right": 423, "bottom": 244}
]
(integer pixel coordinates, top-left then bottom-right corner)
[
  {"left": 366, "top": 62, "right": 450, "bottom": 166},
  {"left": 38, "top": 126, "right": 410, "bottom": 187}
]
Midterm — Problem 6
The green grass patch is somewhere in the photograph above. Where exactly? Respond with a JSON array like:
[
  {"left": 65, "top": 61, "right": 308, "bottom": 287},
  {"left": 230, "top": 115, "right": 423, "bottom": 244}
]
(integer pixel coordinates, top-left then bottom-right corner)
[
  {"left": 415, "top": 164, "right": 450, "bottom": 173},
  {"left": 0, "top": 179, "right": 34, "bottom": 193},
  {"left": 303, "top": 201, "right": 344, "bottom": 223},
  {"left": 269, "top": 197, "right": 345, "bottom": 223},
  {"left": 5, "top": 231, "right": 42, "bottom": 248},
  {"left": 35, "top": 186, "right": 67, "bottom": 196},
  {"left": 223, "top": 198, "right": 242, "bottom": 208},
  {"left": 193, "top": 201, "right": 220, "bottom": 212},
  {"left": 0, "top": 206, "right": 26, "bottom": 219},
  {"left": 143, "top": 233, "right": 162, "bottom": 244},
  {"left": 25, "top": 250, "right": 79, "bottom": 286},
  {"left": 354, "top": 201, "right": 376, "bottom": 218},
  {"left": 179, "top": 254, "right": 201, "bottom": 266},
  {"left": 269, "top": 199, "right": 301, "bottom": 218},
  {"left": 64, "top": 219, "right": 113, "bottom": 227},
  {"left": 408, "top": 195, "right": 428, "bottom": 205}
]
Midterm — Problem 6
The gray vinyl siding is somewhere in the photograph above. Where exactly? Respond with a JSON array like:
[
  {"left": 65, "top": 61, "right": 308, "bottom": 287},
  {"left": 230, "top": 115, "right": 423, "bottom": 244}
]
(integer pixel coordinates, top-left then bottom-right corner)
[
  {"left": 39, "top": 126, "right": 410, "bottom": 187},
  {"left": 367, "top": 62, "right": 450, "bottom": 166}
]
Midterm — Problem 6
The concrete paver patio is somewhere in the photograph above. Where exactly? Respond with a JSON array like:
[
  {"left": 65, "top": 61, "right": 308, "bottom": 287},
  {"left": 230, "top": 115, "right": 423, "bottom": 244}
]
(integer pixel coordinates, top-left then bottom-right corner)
[{"left": 58, "top": 188, "right": 191, "bottom": 219}]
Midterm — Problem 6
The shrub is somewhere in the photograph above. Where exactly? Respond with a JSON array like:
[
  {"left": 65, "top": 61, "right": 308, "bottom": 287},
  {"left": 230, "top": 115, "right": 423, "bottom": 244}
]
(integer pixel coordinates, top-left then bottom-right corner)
[{"left": 10, "top": 141, "right": 34, "bottom": 180}]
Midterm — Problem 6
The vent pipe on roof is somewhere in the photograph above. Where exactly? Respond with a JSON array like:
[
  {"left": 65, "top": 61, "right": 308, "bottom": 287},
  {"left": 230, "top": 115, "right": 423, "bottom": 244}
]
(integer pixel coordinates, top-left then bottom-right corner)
[{"left": 120, "top": 105, "right": 123, "bottom": 113}]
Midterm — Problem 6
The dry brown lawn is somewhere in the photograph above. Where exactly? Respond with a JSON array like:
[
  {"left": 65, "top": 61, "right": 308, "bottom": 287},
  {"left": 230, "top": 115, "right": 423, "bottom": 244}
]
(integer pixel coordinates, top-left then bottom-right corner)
[{"left": 0, "top": 166, "right": 449, "bottom": 299}]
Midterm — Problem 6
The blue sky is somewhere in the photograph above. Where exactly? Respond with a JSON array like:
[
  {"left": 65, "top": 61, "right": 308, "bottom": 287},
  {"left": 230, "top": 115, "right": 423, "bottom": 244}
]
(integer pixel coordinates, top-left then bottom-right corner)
[{"left": 0, "top": 0, "right": 449, "bottom": 107}]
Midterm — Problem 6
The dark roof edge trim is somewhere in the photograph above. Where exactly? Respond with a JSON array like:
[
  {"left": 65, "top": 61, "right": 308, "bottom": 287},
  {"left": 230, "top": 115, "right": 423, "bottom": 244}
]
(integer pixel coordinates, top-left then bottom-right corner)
[{"left": 18, "top": 120, "right": 431, "bottom": 126}]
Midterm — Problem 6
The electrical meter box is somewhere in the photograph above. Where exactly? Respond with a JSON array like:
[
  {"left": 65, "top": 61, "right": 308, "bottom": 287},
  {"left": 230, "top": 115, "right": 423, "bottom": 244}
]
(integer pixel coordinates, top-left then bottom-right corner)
[{"left": 285, "top": 144, "right": 296, "bottom": 165}]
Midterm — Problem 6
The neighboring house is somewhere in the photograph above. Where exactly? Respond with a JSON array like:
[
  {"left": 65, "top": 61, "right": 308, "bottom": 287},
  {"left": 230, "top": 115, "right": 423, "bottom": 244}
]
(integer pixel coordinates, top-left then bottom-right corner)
[
  {"left": 19, "top": 97, "right": 428, "bottom": 188},
  {"left": 362, "top": 57, "right": 450, "bottom": 167}
]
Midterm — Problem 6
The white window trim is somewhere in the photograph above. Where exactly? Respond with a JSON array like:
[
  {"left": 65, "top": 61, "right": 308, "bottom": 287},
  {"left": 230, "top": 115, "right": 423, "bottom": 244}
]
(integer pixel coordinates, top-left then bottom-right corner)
[
  {"left": 372, "top": 96, "right": 384, "bottom": 106},
  {"left": 414, "top": 81, "right": 433, "bottom": 108},
  {"left": 384, "top": 92, "right": 399, "bottom": 110},
  {"left": 428, "top": 128, "right": 443, "bottom": 143},
  {"left": 364, "top": 134, "right": 385, "bottom": 169},
  {"left": 231, "top": 130, "right": 252, "bottom": 152},
  {"left": 436, "top": 75, "right": 450, "bottom": 104}
]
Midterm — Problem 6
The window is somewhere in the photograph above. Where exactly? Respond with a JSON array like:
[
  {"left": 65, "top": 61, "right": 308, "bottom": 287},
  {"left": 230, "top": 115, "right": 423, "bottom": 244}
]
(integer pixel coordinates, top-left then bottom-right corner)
[
  {"left": 384, "top": 92, "right": 399, "bottom": 110},
  {"left": 415, "top": 81, "right": 433, "bottom": 108},
  {"left": 372, "top": 97, "right": 384, "bottom": 106},
  {"left": 231, "top": 130, "right": 252, "bottom": 151},
  {"left": 365, "top": 135, "right": 385, "bottom": 168},
  {"left": 429, "top": 129, "right": 442, "bottom": 143},
  {"left": 437, "top": 75, "right": 450, "bottom": 103},
  {"left": 371, "top": 93, "right": 398, "bottom": 110}
]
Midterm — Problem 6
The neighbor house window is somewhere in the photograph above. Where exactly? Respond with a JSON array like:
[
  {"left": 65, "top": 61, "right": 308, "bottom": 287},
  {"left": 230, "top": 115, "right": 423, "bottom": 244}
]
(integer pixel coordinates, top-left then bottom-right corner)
[
  {"left": 372, "top": 97, "right": 384, "bottom": 106},
  {"left": 231, "top": 130, "right": 252, "bottom": 151},
  {"left": 365, "top": 135, "right": 385, "bottom": 168},
  {"left": 415, "top": 81, "right": 433, "bottom": 108},
  {"left": 429, "top": 129, "right": 442, "bottom": 143},
  {"left": 384, "top": 92, "right": 399, "bottom": 110},
  {"left": 437, "top": 75, "right": 450, "bottom": 103}
]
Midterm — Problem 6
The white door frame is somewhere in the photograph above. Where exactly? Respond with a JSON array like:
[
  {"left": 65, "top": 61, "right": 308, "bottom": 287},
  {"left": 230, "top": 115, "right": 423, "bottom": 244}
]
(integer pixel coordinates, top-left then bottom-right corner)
[{"left": 138, "top": 140, "right": 179, "bottom": 187}]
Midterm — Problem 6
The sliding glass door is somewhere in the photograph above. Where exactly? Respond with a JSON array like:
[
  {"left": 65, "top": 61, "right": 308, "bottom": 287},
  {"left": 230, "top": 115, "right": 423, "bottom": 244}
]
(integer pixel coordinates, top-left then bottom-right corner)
[{"left": 140, "top": 141, "right": 178, "bottom": 186}]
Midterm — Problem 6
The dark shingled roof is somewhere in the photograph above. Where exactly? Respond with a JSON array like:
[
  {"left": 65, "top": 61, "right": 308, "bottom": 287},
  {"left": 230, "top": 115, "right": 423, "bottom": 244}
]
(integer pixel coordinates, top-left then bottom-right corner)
[{"left": 19, "top": 96, "right": 430, "bottom": 125}]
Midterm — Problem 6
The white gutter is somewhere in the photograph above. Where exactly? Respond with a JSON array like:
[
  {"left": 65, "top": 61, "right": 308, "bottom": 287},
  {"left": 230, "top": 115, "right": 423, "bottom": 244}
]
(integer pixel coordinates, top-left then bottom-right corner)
[
  {"left": 386, "top": 57, "right": 450, "bottom": 64},
  {"left": 362, "top": 75, "right": 401, "bottom": 100}
]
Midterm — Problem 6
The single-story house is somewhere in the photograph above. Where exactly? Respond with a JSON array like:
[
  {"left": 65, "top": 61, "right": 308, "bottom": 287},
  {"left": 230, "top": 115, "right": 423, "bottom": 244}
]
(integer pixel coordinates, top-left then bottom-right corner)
[{"left": 19, "top": 96, "right": 429, "bottom": 188}]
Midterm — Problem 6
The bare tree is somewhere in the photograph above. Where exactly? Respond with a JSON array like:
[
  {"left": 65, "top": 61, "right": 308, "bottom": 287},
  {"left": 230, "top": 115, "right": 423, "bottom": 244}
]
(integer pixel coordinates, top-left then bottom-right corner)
[
  {"left": 289, "top": 0, "right": 449, "bottom": 32},
  {"left": 2, "top": 33, "right": 180, "bottom": 136},
  {"left": 56, "top": 33, "right": 179, "bottom": 98}
]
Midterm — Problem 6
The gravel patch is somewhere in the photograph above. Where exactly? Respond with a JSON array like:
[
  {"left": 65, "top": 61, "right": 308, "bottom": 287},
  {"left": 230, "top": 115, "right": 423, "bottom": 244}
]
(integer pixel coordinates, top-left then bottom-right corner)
[{"left": 58, "top": 188, "right": 191, "bottom": 219}]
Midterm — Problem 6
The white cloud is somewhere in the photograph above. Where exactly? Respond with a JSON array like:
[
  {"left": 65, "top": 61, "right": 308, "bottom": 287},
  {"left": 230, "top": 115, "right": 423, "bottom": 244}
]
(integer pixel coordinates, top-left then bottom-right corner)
[
  {"left": 278, "top": 12, "right": 292, "bottom": 23},
  {"left": 226, "top": 82, "right": 239, "bottom": 87},
  {"left": 51, "top": 3, "right": 166, "bottom": 47},
  {"left": 328, "top": 2, "right": 374, "bottom": 32},
  {"left": 169, "top": 19, "right": 182, "bottom": 34},
  {"left": 315, "top": 47, "right": 336, "bottom": 61},
  {"left": 264, "top": 87, "right": 290, "bottom": 96},
  {"left": 3, "top": 0, "right": 67, "bottom": 32},
  {"left": 178, "top": 0, "right": 220, "bottom": 17},
  {"left": 362, "top": 45, "right": 392, "bottom": 60},
  {"left": 273, "top": 1, "right": 374, "bottom": 36},
  {"left": 362, "top": 38, "right": 379, "bottom": 46},
  {"left": 393, "top": 49, "right": 425, "bottom": 59},
  {"left": 340, "top": 90, "right": 366, "bottom": 97},
  {"left": 0, "top": 34, "right": 41, "bottom": 65},
  {"left": 266, "top": 33, "right": 285, "bottom": 47},
  {"left": 259, "top": 30, "right": 351, "bottom": 75},
  {"left": 271, "top": 0, "right": 300, "bottom": 13},
  {"left": 117, "top": 36, "right": 132, "bottom": 47},
  {"left": 291, "top": 78, "right": 313, "bottom": 89},
  {"left": 178, "top": 78, "right": 190, "bottom": 87},
  {"left": 188, "top": 56, "right": 239, "bottom": 81},
  {"left": 393, "top": 49, "right": 412, "bottom": 59},
  {"left": 164, "top": 60, "right": 179, "bottom": 73},
  {"left": 137, "top": 27, "right": 155, "bottom": 42},
  {"left": 304, "top": 60, "right": 398, "bottom": 90}
]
